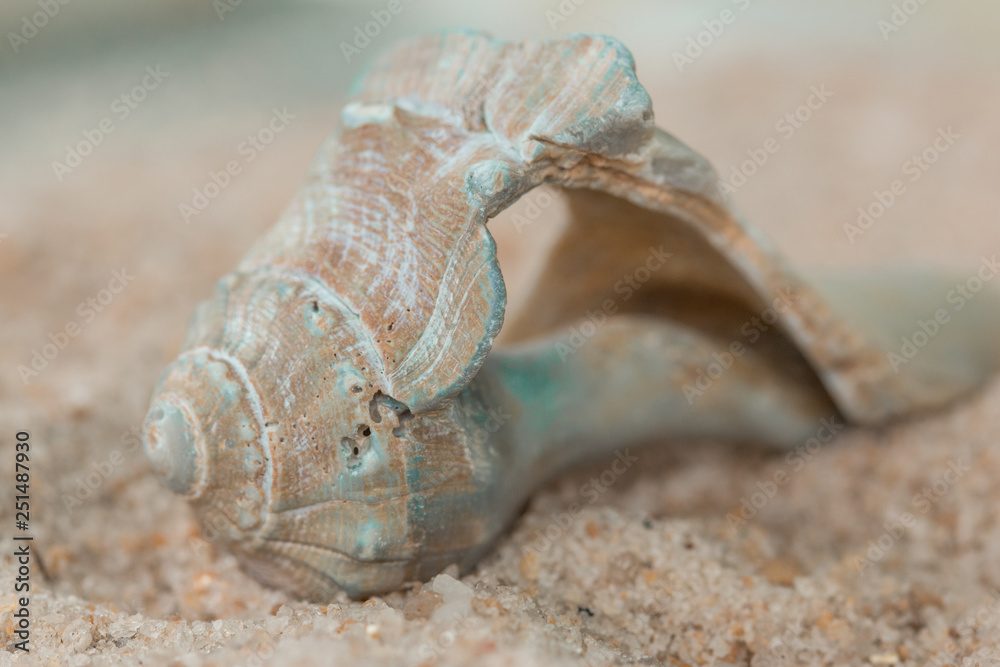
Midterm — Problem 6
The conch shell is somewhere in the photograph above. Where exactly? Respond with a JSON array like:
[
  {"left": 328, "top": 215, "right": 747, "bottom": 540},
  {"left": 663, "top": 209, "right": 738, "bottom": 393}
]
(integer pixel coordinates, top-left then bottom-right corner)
[{"left": 141, "top": 30, "right": 1000, "bottom": 599}]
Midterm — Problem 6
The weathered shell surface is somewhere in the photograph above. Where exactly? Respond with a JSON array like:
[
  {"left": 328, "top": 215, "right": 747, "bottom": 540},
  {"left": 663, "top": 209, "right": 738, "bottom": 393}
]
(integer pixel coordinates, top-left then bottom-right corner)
[{"left": 142, "top": 30, "right": 1000, "bottom": 600}]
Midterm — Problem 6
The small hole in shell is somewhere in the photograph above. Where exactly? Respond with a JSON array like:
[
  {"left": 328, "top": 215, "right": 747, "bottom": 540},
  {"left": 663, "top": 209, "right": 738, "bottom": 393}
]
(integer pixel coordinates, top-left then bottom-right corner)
[{"left": 341, "top": 436, "right": 366, "bottom": 469}]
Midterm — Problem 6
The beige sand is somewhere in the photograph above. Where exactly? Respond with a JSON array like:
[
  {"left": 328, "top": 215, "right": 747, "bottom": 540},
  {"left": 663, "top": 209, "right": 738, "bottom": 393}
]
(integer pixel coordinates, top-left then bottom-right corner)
[{"left": 2, "top": 1, "right": 1000, "bottom": 665}]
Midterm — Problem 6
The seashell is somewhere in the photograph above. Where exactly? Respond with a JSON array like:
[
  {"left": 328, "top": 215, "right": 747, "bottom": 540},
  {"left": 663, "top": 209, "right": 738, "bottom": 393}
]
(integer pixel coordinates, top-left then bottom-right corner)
[{"left": 142, "top": 30, "right": 1000, "bottom": 600}]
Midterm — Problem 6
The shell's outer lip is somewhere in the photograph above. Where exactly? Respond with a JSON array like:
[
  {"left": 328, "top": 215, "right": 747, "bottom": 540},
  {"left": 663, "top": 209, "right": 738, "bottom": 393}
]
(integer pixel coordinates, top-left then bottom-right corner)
[{"left": 143, "top": 391, "right": 209, "bottom": 499}]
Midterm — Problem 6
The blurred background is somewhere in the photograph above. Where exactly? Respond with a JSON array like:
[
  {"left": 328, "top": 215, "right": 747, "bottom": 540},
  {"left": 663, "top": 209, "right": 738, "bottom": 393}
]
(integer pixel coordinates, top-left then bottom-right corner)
[
  {"left": 4, "top": 0, "right": 1000, "bottom": 401},
  {"left": 3, "top": 1, "right": 1000, "bottom": 663},
  {"left": 4, "top": 1, "right": 1000, "bottom": 404},
  {"left": 0, "top": 0, "right": 1000, "bottom": 386}
]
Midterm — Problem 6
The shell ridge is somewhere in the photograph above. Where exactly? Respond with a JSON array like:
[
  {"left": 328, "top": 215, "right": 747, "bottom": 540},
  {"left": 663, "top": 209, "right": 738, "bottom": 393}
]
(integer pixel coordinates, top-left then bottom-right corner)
[
  {"left": 179, "top": 344, "right": 272, "bottom": 536},
  {"left": 387, "top": 229, "right": 503, "bottom": 406},
  {"left": 260, "top": 537, "right": 412, "bottom": 565}
]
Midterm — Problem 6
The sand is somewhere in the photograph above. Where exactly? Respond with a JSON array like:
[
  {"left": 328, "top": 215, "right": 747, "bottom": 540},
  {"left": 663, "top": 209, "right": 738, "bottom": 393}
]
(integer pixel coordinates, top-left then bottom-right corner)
[{"left": 3, "top": 1, "right": 1000, "bottom": 665}]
